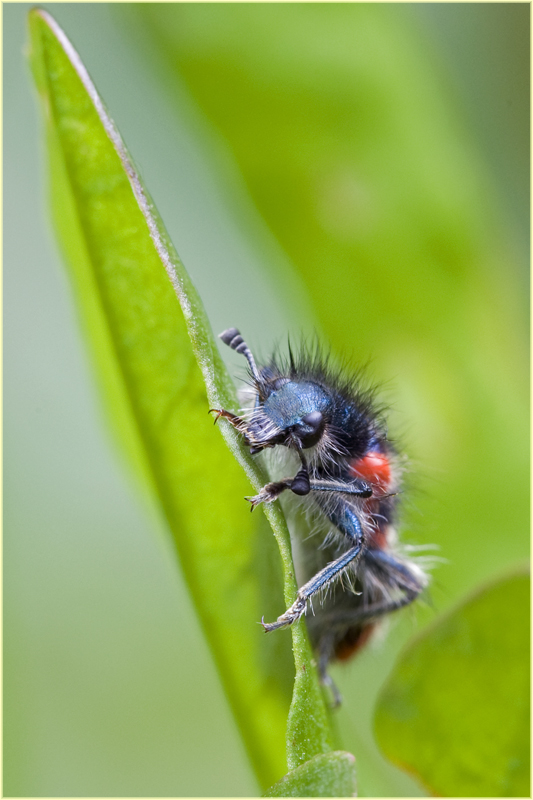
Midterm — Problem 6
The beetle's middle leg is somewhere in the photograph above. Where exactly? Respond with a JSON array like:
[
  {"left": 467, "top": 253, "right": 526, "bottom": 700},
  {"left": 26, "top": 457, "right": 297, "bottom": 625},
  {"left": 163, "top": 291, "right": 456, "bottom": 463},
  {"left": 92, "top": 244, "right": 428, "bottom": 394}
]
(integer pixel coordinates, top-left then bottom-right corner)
[{"left": 248, "top": 476, "right": 373, "bottom": 508}]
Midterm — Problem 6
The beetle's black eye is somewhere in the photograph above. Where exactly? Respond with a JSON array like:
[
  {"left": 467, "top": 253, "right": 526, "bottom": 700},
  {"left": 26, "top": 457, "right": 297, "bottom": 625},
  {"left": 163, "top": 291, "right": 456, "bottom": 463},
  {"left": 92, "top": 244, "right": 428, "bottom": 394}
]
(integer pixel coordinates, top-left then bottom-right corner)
[
  {"left": 302, "top": 411, "right": 323, "bottom": 430},
  {"left": 295, "top": 410, "right": 324, "bottom": 448}
]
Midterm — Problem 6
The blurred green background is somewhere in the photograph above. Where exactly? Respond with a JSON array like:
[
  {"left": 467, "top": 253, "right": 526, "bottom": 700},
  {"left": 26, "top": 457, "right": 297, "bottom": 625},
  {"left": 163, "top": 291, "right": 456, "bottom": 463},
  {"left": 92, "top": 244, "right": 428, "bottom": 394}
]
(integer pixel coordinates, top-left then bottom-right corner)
[{"left": 4, "top": 3, "right": 529, "bottom": 797}]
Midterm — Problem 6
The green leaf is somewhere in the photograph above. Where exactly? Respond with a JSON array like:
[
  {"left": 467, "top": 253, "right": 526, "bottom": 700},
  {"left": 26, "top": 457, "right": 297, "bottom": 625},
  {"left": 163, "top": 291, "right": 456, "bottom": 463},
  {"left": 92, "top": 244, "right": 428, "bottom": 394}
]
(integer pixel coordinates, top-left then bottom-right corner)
[
  {"left": 28, "top": 8, "right": 336, "bottom": 791},
  {"left": 375, "top": 571, "right": 530, "bottom": 797},
  {"left": 265, "top": 751, "right": 357, "bottom": 797}
]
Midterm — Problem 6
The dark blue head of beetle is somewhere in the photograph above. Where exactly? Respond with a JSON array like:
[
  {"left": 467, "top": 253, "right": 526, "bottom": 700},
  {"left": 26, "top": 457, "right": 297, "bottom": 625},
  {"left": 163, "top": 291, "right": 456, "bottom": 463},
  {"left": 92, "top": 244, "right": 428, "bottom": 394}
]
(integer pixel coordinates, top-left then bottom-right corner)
[
  {"left": 247, "top": 378, "right": 330, "bottom": 455},
  {"left": 218, "top": 327, "right": 333, "bottom": 459}
]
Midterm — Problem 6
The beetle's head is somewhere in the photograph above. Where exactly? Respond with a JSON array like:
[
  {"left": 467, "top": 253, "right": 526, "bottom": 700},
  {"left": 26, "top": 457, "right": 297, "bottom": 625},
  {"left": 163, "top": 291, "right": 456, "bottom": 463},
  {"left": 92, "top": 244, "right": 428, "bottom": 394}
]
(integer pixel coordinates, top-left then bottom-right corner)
[{"left": 246, "top": 378, "right": 330, "bottom": 455}]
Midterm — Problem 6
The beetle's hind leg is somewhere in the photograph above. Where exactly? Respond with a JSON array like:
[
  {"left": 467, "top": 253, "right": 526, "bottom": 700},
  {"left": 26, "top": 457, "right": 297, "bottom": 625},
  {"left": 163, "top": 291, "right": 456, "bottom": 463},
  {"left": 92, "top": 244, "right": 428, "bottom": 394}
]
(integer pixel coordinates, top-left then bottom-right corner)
[{"left": 309, "top": 548, "right": 428, "bottom": 634}]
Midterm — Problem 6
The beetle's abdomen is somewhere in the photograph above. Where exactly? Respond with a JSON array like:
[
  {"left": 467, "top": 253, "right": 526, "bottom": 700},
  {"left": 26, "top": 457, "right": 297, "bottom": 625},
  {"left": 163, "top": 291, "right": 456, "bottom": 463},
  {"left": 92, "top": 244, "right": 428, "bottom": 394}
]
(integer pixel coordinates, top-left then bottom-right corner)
[{"left": 334, "top": 622, "right": 377, "bottom": 661}]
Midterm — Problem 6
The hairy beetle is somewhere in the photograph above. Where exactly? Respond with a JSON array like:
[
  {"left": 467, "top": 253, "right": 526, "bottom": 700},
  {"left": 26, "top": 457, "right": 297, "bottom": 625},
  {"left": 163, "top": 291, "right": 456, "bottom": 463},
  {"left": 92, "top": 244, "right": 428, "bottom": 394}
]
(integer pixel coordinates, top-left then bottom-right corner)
[{"left": 212, "top": 328, "right": 429, "bottom": 701}]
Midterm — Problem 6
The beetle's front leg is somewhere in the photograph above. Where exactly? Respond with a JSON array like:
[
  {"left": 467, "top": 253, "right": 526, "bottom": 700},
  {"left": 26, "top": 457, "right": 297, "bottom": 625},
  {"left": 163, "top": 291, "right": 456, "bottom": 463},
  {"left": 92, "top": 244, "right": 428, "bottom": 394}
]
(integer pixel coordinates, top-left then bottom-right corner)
[{"left": 209, "top": 407, "right": 250, "bottom": 438}]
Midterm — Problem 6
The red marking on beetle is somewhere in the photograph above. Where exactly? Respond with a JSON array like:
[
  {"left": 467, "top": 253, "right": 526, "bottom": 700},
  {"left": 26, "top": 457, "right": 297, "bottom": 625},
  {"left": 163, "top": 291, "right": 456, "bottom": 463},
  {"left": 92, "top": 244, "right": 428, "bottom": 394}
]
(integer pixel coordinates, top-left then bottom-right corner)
[
  {"left": 368, "top": 527, "right": 388, "bottom": 550},
  {"left": 350, "top": 451, "right": 391, "bottom": 493},
  {"left": 334, "top": 624, "right": 376, "bottom": 661}
]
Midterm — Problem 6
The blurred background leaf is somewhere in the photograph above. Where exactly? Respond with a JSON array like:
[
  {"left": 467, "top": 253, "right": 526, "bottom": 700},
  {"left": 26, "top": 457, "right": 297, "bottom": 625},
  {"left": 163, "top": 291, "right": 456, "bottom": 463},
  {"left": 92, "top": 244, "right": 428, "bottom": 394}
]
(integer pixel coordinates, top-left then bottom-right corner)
[
  {"left": 375, "top": 571, "right": 530, "bottom": 797},
  {"left": 5, "top": 3, "right": 529, "bottom": 796}
]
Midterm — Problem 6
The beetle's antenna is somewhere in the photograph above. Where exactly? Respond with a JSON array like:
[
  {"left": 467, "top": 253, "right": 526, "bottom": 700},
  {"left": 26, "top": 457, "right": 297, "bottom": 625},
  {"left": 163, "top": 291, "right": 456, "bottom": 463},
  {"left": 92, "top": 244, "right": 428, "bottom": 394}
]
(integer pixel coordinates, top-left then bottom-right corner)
[{"left": 219, "top": 328, "right": 261, "bottom": 382}]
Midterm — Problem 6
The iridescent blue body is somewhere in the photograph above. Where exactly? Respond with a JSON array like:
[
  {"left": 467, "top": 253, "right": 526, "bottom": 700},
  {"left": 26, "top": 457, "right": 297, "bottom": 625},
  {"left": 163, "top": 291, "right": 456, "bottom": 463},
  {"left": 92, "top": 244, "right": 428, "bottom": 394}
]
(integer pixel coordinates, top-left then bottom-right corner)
[{"left": 212, "top": 328, "right": 428, "bottom": 698}]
